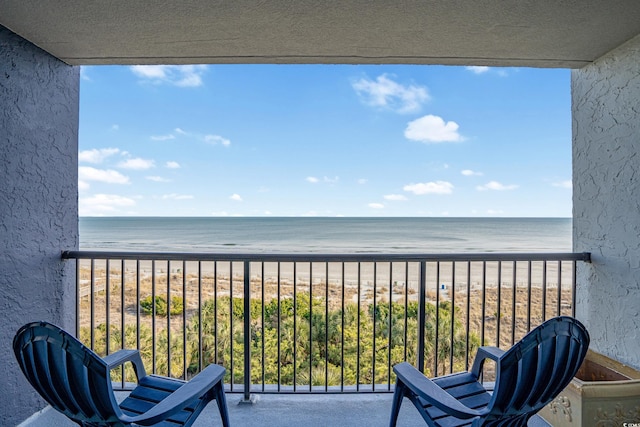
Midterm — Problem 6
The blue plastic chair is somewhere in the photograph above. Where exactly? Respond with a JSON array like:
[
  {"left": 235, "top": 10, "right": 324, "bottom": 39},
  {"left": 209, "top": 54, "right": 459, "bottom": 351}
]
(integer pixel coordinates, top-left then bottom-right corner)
[
  {"left": 13, "top": 321, "right": 230, "bottom": 427},
  {"left": 390, "top": 316, "right": 589, "bottom": 427}
]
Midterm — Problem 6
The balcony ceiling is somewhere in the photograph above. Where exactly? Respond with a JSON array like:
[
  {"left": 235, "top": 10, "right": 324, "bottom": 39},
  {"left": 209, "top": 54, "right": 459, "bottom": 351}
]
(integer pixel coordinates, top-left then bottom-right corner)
[{"left": 1, "top": 1, "right": 640, "bottom": 68}]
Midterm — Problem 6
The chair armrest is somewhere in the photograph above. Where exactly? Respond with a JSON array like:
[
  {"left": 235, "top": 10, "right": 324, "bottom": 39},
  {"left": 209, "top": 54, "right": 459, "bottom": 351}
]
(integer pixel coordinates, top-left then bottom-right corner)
[
  {"left": 393, "top": 362, "right": 484, "bottom": 420},
  {"left": 102, "top": 349, "right": 147, "bottom": 379},
  {"left": 120, "top": 364, "right": 226, "bottom": 426},
  {"left": 470, "top": 346, "right": 505, "bottom": 377}
]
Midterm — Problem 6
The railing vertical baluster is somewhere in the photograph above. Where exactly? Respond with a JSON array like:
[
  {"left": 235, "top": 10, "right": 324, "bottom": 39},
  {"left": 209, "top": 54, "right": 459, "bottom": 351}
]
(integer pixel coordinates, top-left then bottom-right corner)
[
  {"left": 404, "top": 262, "right": 409, "bottom": 363},
  {"left": 293, "top": 262, "right": 297, "bottom": 392},
  {"left": 121, "top": 260, "right": 125, "bottom": 388},
  {"left": 152, "top": 260, "right": 156, "bottom": 374},
  {"left": 309, "top": 262, "right": 313, "bottom": 392},
  {"left": 481, "top": 261, "right": 486, "bottom": 346},
  {"left": 106, "top": 259, "right": 110, "bottom": 355},
  {"left": 496, "top": 261, "right": 502, "bottom": 347},
  {"left": 372, "top": 262, "right": 377, "bottom": 391},
  {"left": 527, "top": 261, "right": 532, "bottom": 332},
  {"left": 243, "top": 261, "right": 251, "bottom": 401},
  {"left": 542, "top": 261, "right": 548, "bottom": 322},
  {"left": 198, "top": 261, "right": 202, "bottom": 373},
  {"left": 76, "top": 259, "right": 80, "bottom": 337},
  {"left": 182, "top": 260, "right": 187, "bottom": 380},
  {"left": 557, "top": 261, "right": 562, "bottom": 316},
  {"left": 417, "top": 261, "right": 426, "bottom": 373},
  {"left": 387, "top": 261, "right": 393, "bottom": 390},
  {"left": 120, "top": 259, "right": 125, "bottom": 345},
  {"left": 341, "top": 262, "right": 345, "bottom": 392},
  {"left": 356, "top": 262, "right": 361, "bottom": 391},
  {"left": 261, "top": 262, "right": 265, "bottom": 391},
  {"left": 450, "top": 261, "right": 455, "bottom": 373},
  {"left": 435, "top": 261, "right": 440, "bottom": 376},
  {"left": 167, "top": 262, "right": 171, "bottom": 378},
  {"left": 213, "top": 261, "right": 217, "bottom": 374},
  {"left": 229, "top": 262, "right": 234, "bottom": 391},
  {"left": 90, "top": 259, "right": 95, "bottom": 350},
  {"left": 512, "top": 261, "right": 516, "bottom": 345},
  {"left": 325, "top": 262, "right": 329, "bottom": 392},
  {"left": 277, "top": 262, "right": 281, "bottom": 392},
  {"left": 572, "top": 261, "right": 577, "bottom": 318},
  {"left": 136, "top": 260, "right": 140, "bottom": 353},
  {"left": 465, "top": 261, "right": 471, "bottom": 370}
]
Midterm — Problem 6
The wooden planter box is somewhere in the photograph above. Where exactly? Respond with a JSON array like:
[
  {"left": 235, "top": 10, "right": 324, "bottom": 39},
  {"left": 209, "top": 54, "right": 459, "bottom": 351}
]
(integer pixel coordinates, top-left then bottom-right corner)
[{"left": 539, "top": 350, "right": 640, "bottom": 426}]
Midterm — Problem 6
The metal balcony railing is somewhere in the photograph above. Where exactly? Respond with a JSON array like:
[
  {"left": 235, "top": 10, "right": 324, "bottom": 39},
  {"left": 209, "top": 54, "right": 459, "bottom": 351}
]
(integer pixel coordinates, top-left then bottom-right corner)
[{"left": 62, "top": 251, "right": 590, "bottom": 401}]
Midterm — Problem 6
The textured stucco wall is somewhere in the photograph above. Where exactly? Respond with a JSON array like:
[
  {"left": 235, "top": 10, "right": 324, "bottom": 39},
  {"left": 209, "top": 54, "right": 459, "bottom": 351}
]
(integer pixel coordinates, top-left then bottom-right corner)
[
  {"left": 0, "top": 25, "right": 79, "bottom": 424},
  {"left": 573, "top": 33, "right": 640, "bottom": 370}
]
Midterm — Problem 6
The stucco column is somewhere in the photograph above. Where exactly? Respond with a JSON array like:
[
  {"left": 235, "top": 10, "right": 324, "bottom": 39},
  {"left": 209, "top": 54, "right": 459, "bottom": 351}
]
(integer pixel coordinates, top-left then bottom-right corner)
[
  {"left": 0, "top": 25, "right": 79, "bottom": 424},
  {"left": 573, "top": 34, "right": 640, "bottom": 370}
]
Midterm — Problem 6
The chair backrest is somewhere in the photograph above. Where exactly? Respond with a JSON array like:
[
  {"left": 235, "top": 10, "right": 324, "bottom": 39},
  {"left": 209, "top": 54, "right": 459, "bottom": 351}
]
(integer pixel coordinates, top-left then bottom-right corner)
[
  {"left": 485, "top": 316, "right": 589, "bottom": 425},
  {"left": 13, "top": 321, "right": 122, "bottom": 425}
]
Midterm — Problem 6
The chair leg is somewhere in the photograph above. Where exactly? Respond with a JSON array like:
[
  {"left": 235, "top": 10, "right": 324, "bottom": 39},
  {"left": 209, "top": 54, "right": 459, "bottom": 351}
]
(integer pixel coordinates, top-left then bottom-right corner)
[
  {"left": 213, "top": 382, "right": 231, "bottom": 427},
  {"left": 389, "top": 380, "right": 405, "bottom": 427}
]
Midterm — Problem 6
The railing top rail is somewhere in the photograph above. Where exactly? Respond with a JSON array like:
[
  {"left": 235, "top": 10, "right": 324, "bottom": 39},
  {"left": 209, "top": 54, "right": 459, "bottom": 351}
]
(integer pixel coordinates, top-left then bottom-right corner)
[{"left": 62, "top": 250, "right": 591, "bottom": 263}]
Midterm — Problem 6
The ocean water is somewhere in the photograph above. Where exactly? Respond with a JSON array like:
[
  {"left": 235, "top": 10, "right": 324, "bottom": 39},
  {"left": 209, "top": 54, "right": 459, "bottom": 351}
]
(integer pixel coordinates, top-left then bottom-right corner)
[{"left": 79, "top": 217, "right": 572, "bottom": 253}]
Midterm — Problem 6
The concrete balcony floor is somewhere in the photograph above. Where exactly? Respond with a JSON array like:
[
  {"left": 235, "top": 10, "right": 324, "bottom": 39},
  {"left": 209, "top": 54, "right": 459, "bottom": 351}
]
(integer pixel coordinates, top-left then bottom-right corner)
[{"left": 20, "top": 392, "right": 551, "bottom": 427}]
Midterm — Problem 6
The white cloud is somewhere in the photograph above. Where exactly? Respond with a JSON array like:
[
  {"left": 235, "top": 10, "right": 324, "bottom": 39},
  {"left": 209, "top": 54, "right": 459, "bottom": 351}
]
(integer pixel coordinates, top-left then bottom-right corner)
[
  {"left": 130, "top": 65, "right": 208, "bottom": 87},
  {"left": 466, "top": 66, "right": 490, "bottom": 74},
  {"left": 151, "top": 134, "right": 176, "bottom": 141},
  {"left": 79, "top": 166, "right": 130, "bottom": 184},
  {"left": 553, "top": 180, "right": 572, "bottom": 189},
  {"left": 462, "top": 169, "right": 483, "bottom": 176},
  {"left": 161, "top": 193, "right": 193, "bottom": 200},
  {"left": 79, "top": 148, "right": 120, "bottom": 164},
  {"left": 80, "top": 194, "right": 136, "bottom": 215},
  {"left": 357, "top": 178, "right": 368, "bottom": 184},
  {"left": 153, "top": 128, "right": 230, "bottom": 147},
  {"left": 487, "top": 209, "right": 505, "bottom": 215},
  {"left": 384, "top": 194, "right": 407, "bottom": 201},
  {"left": 476, "top": 181, "right": 519, "bottom": 191},
  {"left": 405, "top": 115, "right": 464, "bottom": 143},
  {"left": 204, "top": 135, "right": 231, "bottom": 146},
  {"left": 306, "top": 176, "right": 338, "bottom": 184},
  {"left": 131, "top": 65, "right": 166, "bottom": 79},
  {"left": 324, "top": 176, "right": 339, "bottom": 184},
  {"left": 368, "top": 203, "right": 385, "bottom": 209},
  {"left": 404, "top": 181, "right": 454, "bottom": 195},
  {"left": 147, "top": 176, "right": 172, "bottom": 182},
  {"left": 80, "top": 67, "right": 91, "bottom": 81},
  {"left": 166, "top": 161, "right": 181, "bottom": 169},
  {"left": 352, "top": 74, "right": 429, "bottom": 113},
  {"left": 111, "top": 124, "right": 120, "bottom": 131},
  {"left": 78, "top": 180, "right": 90, "bottom": 191},
  {"left": 230, "top": 194, "right": 243, "bottom": 201},
  {"left": 118, "top": 158, "right": 155, "bottom": 170}
]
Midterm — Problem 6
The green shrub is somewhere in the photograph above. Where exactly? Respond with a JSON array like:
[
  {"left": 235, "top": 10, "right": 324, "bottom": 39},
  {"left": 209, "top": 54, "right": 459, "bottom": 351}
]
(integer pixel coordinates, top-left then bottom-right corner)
[{"left": 140, "top": 295, "right": 183, "bottom": 316}]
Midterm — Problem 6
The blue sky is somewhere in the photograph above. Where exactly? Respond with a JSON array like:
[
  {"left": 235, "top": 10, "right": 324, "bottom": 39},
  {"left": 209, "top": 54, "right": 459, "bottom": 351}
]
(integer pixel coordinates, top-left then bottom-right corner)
[{"left": 79, "top": 64, "right": 571, "bottom": 217}]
